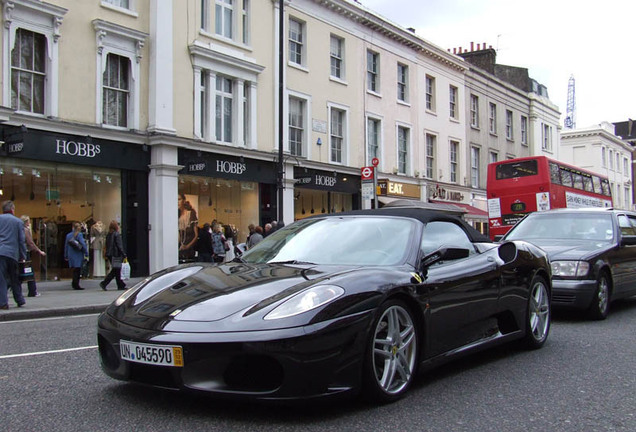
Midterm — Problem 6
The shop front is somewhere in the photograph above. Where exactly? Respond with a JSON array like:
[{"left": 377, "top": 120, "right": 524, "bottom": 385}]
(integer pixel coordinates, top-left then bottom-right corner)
[
  {"left": 376, "top": 179, "right": 422, "bottom": 206},
  {"left": 427, "top": 182, "right": 489, "bottom": 233},
  {"left": 293, "top": 167, "right": 361, "bottom": 220},
  {"left": 0, "top": 126, "right": 150, "bottom": 280},
  {"left": 178, "top": 149, "right": 277, "bottom": 245}
]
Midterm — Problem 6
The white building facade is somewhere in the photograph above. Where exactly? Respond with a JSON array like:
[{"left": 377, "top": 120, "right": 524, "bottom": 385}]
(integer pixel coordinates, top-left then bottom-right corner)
[{"left": 560, "top": 122, "right": 633, "bottom": 210}]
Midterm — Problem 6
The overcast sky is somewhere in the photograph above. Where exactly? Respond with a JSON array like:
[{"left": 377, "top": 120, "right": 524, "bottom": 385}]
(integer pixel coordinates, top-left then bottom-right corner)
[{"left": 359, "top": 0, "right": 634, "bottom": 128}]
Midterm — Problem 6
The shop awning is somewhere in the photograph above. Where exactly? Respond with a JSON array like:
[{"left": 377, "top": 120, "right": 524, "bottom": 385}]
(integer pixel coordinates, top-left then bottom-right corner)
[{"left": 430, "top": 200, "right": 488, "bottom": 220}]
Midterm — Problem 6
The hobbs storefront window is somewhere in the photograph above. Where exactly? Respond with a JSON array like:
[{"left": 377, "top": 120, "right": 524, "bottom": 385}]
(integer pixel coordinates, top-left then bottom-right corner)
[{"left": 0, "top": 126, "right": 150, "bottom": 280}]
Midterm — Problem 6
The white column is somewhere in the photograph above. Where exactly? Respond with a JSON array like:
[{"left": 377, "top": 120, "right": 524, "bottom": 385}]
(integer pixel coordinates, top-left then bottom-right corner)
[
  {"left": 235, "top": 78, "right": 245, "bottom": 147},
  {"left": 193, "top": 67, "right": 202, "bottom": 139},
  {"left": 248, "top": 81, "right": 258, "bottom": 149},
  {"left": 148, "top": 0, "right": 176, "bottom": 135},
  {"left": 148, "top": 144, "right": 180, "bottom": 272},
  {"left": 208, "top": 71, "right": 217, "bottom": 141}
]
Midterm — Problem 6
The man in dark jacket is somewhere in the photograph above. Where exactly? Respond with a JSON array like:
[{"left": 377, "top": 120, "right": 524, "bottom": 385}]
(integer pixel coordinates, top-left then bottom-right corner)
[{"left": 0, "top": 201, "right": 27, "bottom": 309}]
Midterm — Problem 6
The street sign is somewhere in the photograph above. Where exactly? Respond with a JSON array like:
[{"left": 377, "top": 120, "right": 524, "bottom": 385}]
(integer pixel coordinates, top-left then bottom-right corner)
[
  {"left": 371, "top": 157, "right": 379, "bottom": 167},
  {"left": 361, "top": 166, "right": 374, "bottom": 180},
  {"left": 361, "top": 182, "right": 374, "bottom": 199}
]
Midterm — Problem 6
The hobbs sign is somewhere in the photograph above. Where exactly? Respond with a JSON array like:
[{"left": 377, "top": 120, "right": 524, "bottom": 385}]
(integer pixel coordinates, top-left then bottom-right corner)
[
  {"left": 55, "top": 139, "right": 101, "bottom": 158},
  {"left": 315, "top": 174, "right": 336, "bottom": 187}
]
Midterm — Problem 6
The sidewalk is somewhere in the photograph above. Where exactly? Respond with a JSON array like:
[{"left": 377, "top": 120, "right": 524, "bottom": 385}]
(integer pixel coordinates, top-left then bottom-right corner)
[{"left": 0, "top": 276, "right": 145, "bottom": 322}]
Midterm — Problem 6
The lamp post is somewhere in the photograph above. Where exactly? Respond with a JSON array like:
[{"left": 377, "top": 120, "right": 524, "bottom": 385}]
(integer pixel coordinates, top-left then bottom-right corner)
[{"left": 277, "top": 0, "right": 285, "bottom": 222}]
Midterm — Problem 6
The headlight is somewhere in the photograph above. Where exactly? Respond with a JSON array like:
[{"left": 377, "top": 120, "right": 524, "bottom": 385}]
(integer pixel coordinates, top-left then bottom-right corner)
[
  {"left": 551, "top": 260, "right": 590, "bottom": 277},
  {"left": 264, "top": 285, "right": 345, "bottom": 320}
]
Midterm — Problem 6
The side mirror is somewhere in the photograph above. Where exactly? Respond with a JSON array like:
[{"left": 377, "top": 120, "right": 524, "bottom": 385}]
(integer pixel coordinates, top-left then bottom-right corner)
[
  {"left": 420, "top": 247, "right": 469, "bottom": 269},
  {"left": 620, "top": 235, "right": 636, "bottom": 246}
]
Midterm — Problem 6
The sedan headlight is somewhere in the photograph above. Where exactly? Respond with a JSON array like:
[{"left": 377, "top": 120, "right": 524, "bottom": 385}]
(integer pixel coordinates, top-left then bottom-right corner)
[
  {"left": 551, "top": 260, "right": 590, "bottom": 277},
  {"left": 264, "top": 285, "right": 345, "bottom": 320}
]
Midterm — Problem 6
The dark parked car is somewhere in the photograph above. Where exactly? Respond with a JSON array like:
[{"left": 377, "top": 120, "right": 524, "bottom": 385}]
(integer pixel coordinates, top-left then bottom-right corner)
[
  {"left": 502, "top": 208, "right": 636, "bottom": 319},
  {"left": 98, "top": 207, "right": 551, "bottom": 402}
]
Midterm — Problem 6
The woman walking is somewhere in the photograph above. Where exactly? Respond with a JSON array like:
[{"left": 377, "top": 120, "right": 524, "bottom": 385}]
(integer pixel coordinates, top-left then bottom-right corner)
[
  {"left": 100, "top": 220, "right": 127, "bottom": 291},
  {"left": 20, "top": 215, "right": 45, "bottom": 297},
  {"left": 64, "top": 222, "right": 88, "bottom": 290}
]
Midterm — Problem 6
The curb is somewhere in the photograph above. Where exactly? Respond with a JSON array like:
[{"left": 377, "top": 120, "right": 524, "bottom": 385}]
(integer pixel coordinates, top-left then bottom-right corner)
[{"left": 0, "top": 304, "right": 111, "bottom": 322}]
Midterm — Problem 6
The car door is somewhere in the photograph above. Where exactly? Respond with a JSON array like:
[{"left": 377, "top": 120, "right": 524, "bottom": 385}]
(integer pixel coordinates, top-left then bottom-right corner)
[
  {"left": 613, "top": 214, "right": 636, "bottom": 297},
  {"left": 418, "top": 221, "right": 500, "bottom": 358}
]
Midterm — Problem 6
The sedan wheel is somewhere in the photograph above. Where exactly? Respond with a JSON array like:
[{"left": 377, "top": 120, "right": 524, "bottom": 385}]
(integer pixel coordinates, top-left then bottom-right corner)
[
  {"left": 363, "top": 300, "right": 418, "bottom": 402},
  {"left": 587, "top": 273, "right": 610, "bottom": 320},
  {"left": 523, "top": 275, "right": 550, "bottom": 349}
]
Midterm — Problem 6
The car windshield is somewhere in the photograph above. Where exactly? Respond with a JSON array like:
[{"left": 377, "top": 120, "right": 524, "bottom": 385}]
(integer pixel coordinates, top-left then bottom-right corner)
[
  {"left": 505, "top": 213, "right": 614, "bottom": 242},
  {"left": 241, "top": 216, "right": 417, "bottom": 266}
]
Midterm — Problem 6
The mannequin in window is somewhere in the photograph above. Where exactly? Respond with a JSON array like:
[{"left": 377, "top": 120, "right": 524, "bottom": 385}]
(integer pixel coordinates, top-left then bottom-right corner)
[{"left": 91, "top": 221, "right": 106, "bottom": 277}]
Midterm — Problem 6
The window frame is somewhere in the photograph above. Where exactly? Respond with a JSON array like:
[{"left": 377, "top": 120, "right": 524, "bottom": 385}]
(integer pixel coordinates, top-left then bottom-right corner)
[
  {"left": 330, "top": 34, "right": 345, "bottom": 80},
  {"left": 471, "top": 146, "right": 480, "bottom": 188},
  {"left": 425, "top": 75, "right": 435, "bottom": 112},
  {"left": 450, "top": 140, "right": 459, "bottom": 183},
  {"left": 93, "top": 19, "right": 147, "bottom": 130},
  {"left": 288, "top": 94, "right": 308, "bottom": 157},
  {"left": 366, "top": 116, "right": 382, "bottom": 168},
  {"left": 449, "top": 85, "right": 458, "bottom": 120},
  {"left": 3, "top": 1, "right": 67, "bottom": 118},
  {"left": 102, "top": 53, "right": 131, "bottom": 128},
  {"left": 397, "top": 124, "right": 410, "bottom": 175},
  {"left": 425, "top": 133, "right": 436, "bottom": 180},
  {"left": 520, "top": 115, "right": 528, "bottom": 145},
  {"left": 366, "top": 50, "right": 380, "bottom": 94},
  {"left": 328, "top": 103, "right": 349, "bottom": 164},
  {"left": 505, "top": 109, "right": 513, "bottom": 140},
  {"left": 397, "top": 63, "right": 408, "bottom": 103},
  {"left": 489, "top": 102, "right": 497, "bottom": 135},
  {"left": 215, "top": 0, "right": 234, "bottom": 39},
  {"left": 470, "top": 94, "right": 479, "bottom": 128},
  {"left": 288, "top": 17, "right": 305, "bottom": 68}
]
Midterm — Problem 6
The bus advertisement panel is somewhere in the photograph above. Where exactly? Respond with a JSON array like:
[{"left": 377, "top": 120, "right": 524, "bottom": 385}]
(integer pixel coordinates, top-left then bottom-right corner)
[{"left": 486, "top": 156, "right": 612, "bottom": 240}]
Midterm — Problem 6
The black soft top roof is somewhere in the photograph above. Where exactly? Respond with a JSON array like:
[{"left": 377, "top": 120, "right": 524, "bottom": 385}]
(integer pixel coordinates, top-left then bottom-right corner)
[{"left": 312, "top": 207, "right": 491, "bottom": 243}]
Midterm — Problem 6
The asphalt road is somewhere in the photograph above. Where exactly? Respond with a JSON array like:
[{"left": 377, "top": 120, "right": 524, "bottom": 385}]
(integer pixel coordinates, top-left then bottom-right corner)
[{"left": 1, "top": 300, "right": 636, "bottom": 432}]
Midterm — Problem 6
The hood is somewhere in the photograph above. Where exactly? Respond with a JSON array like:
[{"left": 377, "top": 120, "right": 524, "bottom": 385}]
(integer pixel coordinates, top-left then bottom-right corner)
[
  {"left": 108, "top": 262, "right": 360, "bottom": 328},
  {"left": 523, "top": 238, "right": 613, "bottom": 261}
]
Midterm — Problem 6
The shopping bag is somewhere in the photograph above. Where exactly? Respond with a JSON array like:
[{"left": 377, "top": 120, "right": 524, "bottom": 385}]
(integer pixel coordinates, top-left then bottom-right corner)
[
  {"left": 121, "top": 259, "right": 131, "bottom": 280},
  {"left": 19, "top": 260, "right": 34, "bottom": 282}
]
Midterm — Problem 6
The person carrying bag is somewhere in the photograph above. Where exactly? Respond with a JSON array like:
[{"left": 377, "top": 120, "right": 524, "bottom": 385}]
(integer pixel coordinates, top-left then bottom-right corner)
[{"left": 99, "top": 220, "right": 127, "bottom": 291}]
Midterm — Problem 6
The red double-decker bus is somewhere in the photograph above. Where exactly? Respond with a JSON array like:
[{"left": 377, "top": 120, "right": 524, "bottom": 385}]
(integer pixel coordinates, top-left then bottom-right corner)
[{"left": 487, "top": 156, "right": 613, "bottom": 240}]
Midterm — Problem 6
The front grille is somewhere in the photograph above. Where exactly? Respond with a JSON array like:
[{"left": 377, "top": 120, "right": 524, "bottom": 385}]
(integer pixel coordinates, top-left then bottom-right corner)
[
  {"left": 129, "top": 362, "right": 180, "bottom": 389},
  {"left": 552, "top": 293, "right": 577, "bottom": 304}
]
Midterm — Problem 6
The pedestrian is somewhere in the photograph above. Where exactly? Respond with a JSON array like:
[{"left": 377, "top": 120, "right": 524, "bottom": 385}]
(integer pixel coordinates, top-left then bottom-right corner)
[
  {"left": 100, "top": 220, "right": 127, "bottom": 291},
  {"left": 223, "top": 224, "right": 236, "bottom": 263},
  {"left": 264, "top": 222, "right": 273, "bottom": 237},
  {"left": 65, "top": 222, "right": 88, "bottom": 290},
  {"left": 211, "top": 223, "right": 227, "bottom": 263},
  {"left": 246, "top": 223, "right": 255, "bottom": 244},
  {"left": 21, "top": 215, "right": 45, "bottom": 297},
  {"left": 196, "top": 223, "right": 213, "bottom": 263},
  {"left": 246, "top": 225, "right": 264, "bottom": 249},
  {"left": 0, "top": 201, "right": 27, "bottom": 309}
]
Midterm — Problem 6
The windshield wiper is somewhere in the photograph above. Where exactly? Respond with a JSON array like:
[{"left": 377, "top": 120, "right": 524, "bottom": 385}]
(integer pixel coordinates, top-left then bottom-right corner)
[{"left": 268, "top": 260, "right": 316, "bottom": 265}]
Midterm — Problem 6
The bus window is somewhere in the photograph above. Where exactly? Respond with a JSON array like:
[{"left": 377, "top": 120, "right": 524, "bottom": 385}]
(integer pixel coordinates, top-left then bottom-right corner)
[
  {"left": 592, "top": 176, "right": 602, "bottom": 194},
  {"left": 495, "top": 160, "right": 538, "bottom": 180},
  {"left": 549, "top": 162, "right": 561, "bottom": 184},
  {"left": 601, "top": 179, "right": 611, "bottom": 197},
  {"left": 560, "top": 166, "right": 573, "bottom": 187},
  {"left": 572, "top": 172, "right": 583, "bottom": 190},
  {"left": 582, "top": 175, "right": 593, "bottom": 192}
]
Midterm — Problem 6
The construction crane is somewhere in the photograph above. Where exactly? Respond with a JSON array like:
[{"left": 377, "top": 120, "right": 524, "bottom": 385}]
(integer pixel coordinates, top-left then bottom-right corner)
[{"left": 564, "top": 75, "right": 576, "bottom": 129}]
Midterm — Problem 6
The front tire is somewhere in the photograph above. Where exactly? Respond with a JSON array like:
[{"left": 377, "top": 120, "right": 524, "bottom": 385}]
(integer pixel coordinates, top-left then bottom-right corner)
[
  {"left": 522, "top": 275, "right": 550, "bottom": 349},
  {"left": 362, "top": 299, "right": 418, "bottom": 403},
  {"left": 587, "top": 272, "right": 610, "bottom": 320}
]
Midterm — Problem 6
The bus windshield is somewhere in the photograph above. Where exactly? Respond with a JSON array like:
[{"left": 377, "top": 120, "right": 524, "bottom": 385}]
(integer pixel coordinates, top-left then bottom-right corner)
[{"left": 495, "top": 160, "right": 538, "bottom": 180}]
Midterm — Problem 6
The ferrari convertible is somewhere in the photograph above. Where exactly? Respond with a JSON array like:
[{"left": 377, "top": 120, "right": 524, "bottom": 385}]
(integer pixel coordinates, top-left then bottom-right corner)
[{"left": 97, "top": 207, "right": 551, "bottom": 402}]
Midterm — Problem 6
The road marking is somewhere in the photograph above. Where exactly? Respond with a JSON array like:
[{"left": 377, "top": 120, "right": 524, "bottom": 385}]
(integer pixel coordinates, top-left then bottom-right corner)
[{"left": 0, "top": 345, "right": 97, "bottom": 360}]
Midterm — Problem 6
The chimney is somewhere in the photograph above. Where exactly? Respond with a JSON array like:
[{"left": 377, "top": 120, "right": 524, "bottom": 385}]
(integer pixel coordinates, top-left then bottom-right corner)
[
  {"left": 477, "top": 43, "right": 481, "bottom": 50},
  {"left": 470, "top": 41, "right": 474, "bottom": 51}
]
